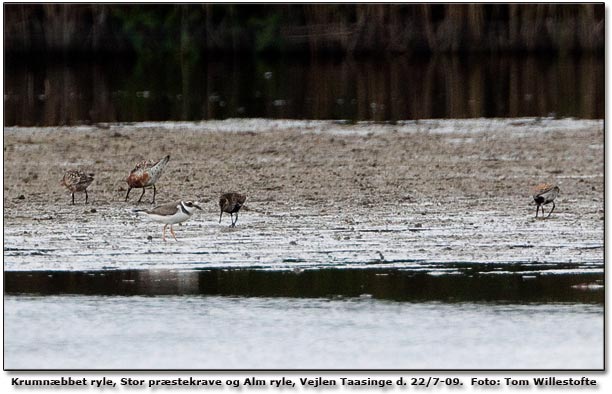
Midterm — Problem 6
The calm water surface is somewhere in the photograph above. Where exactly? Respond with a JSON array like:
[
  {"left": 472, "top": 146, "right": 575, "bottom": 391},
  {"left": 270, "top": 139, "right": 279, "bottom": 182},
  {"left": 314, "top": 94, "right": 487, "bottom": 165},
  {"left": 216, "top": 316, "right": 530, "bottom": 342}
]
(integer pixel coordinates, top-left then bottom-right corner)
[
  {"left": 4, "top": 295, "right": 603, "bottom": 370},
  {"left": 4, "top": 269, "right": 603, "bottom": 370},
  {"left": 3, "top": 51, "right": 604, "bottom": 369},
  {"left": 4, "top": 54, "right": 603, "bottom": 126}
]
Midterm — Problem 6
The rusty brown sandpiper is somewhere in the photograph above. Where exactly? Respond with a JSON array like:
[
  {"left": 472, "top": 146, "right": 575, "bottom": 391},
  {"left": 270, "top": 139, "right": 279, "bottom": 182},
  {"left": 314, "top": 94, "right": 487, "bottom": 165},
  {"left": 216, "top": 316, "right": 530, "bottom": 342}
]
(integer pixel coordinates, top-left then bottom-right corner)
[{"left": 125, "top": 155, "right": 170, "bottom": 204}]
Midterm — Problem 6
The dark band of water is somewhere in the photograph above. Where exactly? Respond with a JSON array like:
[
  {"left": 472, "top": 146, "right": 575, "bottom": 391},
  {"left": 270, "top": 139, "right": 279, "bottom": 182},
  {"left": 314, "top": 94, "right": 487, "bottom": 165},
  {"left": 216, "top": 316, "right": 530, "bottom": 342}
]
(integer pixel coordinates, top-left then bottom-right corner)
[
  {"left": 4, "top": 267, "right": 603, "bottom": 303},
  {"left": 4, "top": 54, "right": 603, "bottom": 126}
]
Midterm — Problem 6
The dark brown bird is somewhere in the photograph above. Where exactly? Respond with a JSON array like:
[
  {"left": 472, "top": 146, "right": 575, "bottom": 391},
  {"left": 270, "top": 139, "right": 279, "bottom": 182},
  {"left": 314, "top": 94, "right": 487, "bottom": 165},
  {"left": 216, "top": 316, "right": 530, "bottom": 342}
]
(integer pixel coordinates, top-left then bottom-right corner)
[
  {"left": 219, "top": 192, "right": 247, "bottom": 227},
  {"left": 61, "top": 170, "right": 94, "bottom": 204},
  {"left": 532, "top": 183, "right": 560, "bottom": 218},
  {"left": 125, "top": 155, "right": 170, "bottom": 204}
]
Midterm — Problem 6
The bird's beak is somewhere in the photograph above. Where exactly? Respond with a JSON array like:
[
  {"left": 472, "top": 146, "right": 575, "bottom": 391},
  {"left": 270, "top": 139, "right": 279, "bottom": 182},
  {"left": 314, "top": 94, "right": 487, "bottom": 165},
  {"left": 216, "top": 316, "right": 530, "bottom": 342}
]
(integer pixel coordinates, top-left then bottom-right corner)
[{"left": 194, "top": 204, "right": 202, "bottom": 210}]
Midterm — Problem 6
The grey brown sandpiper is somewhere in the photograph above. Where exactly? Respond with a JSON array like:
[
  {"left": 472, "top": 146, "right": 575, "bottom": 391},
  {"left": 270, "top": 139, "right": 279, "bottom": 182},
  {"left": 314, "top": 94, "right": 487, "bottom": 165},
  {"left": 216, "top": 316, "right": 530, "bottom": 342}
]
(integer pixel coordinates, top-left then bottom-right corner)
[
  {"left": 532, "top": 183, "right": 560, "bottom": 218},
  {"left": 61, "top": 170, "right": 94, "bottom": 204}
]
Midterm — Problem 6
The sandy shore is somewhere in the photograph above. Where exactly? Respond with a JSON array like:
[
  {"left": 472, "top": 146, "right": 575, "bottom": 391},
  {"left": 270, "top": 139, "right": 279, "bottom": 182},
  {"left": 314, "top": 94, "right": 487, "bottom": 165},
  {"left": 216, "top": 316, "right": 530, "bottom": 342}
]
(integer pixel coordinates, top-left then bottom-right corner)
[{"left": 3, "top": 118, "right": 604, "bottom": 272}]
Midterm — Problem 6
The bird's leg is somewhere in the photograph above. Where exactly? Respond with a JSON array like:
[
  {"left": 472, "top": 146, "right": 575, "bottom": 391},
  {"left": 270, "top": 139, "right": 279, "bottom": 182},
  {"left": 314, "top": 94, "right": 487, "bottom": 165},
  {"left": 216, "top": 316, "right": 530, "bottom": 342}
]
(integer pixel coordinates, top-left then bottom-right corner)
[
  {"left": 219, "top": 211, "right": 223, "bottom": 224},
  {"left": 85, "top": 190, "right": 89, "bottom": 204},
  {"left": 547, "top": 201, "right": 556, "bottom": 218},
  {"left": 125, "top": 187, "right": 132, "bottom": 202},
  {"left": 170, "top": 225, "right": 177, "bottom": 241},
  {"left": 230, "top": 213, "right": 235, "bottom": 227},
  {"left": 71, "top": 192, "right": 75, "bottom": 205},
  {"left": 152, "top": 185, "right": 156, "bottom": 204},
  {"left": 234, "top": 212, "right": 239, "bottom": 226},
  {"left": 162, "top": 224, "right": 167, "bottom": 242},
  {"left": 535, "top": 204, "right": 539, "bottom": 218},
  {"left": 137, "top": 188, "right": 146, "bottom": 203}
]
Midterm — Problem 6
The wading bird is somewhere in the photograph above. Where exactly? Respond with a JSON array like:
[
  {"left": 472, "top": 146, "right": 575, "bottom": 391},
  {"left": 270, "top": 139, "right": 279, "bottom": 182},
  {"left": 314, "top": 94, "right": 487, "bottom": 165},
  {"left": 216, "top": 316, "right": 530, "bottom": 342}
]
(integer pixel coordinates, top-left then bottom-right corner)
[
  {"left": 61, "top": 170, "right": 94, "bottom": 204},
  {"left": 125, "top": 155, "right": 170, "bottom": 204},
  {"left": 532, "top": 183, "right": 560, "bottom": 218},
  {"left": 134, "top": 200, "right": 201, "bottom": 241},
  {"left": 219, "top": 192, "right": 247, "bottom": 227}
]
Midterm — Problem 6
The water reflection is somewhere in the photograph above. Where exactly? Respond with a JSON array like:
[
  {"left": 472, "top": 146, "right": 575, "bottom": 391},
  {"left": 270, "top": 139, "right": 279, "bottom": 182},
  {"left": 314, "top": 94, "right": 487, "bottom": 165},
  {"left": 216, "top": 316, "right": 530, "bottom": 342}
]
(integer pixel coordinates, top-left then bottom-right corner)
[
  {"left": 4, "top": 54, "right": 603, "bottom": 126},
  {"left": 4, "top": 267, "right": 603, "bottom": 303}
]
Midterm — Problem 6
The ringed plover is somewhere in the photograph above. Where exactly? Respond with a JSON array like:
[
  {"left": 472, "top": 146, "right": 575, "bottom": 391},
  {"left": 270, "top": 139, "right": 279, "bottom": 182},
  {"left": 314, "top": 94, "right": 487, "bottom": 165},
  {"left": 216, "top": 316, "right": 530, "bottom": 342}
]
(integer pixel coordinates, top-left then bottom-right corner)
[{"left": 135, "top": 200, "right": 201, "bottom": 241}]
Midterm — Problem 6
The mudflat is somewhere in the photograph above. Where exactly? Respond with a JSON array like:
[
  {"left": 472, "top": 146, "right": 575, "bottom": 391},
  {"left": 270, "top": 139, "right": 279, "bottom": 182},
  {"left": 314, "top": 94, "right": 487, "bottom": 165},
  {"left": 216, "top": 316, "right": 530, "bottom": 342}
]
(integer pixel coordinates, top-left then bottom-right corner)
[{"left": 3, "top": 118, "right": 604, "bottom": 272}]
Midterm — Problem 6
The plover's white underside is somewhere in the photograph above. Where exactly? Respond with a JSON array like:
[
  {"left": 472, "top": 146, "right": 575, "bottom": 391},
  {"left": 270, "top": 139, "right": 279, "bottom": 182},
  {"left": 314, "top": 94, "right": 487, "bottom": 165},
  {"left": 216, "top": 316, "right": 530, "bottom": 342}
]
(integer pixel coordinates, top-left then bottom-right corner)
[{"left": 135, "top": 200, "right": 201, "bottom": 241}]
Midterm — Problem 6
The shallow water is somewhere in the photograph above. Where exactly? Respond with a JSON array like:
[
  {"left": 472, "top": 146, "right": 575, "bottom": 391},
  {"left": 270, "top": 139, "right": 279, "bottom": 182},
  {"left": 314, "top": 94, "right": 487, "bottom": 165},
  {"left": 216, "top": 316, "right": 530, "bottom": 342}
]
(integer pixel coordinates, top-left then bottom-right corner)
[
  {"left": 3, "top": 118, "right": 603, "bottom": 370},
  {"left": 4, "top": 119, "right": 604, "bottom": 272},
  {"left": 4, "top": 267, "right": 603, "bottom": 370},
  {"left": 4, "top": 294, "right": 602, "bottom": 370},
  {"left": 3, "top": 201, "right": 604, "bottom": 273}
]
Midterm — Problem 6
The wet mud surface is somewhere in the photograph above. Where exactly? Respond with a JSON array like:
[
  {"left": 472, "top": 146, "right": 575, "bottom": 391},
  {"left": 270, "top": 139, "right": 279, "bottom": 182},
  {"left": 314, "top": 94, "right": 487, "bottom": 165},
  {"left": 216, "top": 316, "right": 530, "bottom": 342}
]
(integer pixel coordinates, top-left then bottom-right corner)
[{"left": 3, "top": 118, "right": 604, "bottom": 274}]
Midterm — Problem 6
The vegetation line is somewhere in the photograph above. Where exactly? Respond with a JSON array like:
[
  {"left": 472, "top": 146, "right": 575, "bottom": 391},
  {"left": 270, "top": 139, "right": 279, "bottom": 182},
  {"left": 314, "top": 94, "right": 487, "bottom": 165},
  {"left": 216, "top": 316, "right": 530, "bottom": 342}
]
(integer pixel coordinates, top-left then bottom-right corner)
[{"left": 4, "top": 4, "right": 604, "bottom": 56}]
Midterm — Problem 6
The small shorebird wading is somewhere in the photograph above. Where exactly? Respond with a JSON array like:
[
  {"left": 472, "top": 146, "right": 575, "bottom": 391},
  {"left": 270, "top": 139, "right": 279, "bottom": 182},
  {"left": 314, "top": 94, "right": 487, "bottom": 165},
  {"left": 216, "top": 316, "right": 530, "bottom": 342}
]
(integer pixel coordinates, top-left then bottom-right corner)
[
  {"left": 134, "top": 200, "right": 201, "bottom": 241},
  {"left": 219, "top": 192, "right": 247, "bottom": 227},
  {"left": 532, "top": 183, "right": 560, "bottom": 218},
  {"left": 61, "top": 170, "right": 94, "bottom": 204},
  {"left": 125, "top": 155, "right": 170, "bottom": 204}
]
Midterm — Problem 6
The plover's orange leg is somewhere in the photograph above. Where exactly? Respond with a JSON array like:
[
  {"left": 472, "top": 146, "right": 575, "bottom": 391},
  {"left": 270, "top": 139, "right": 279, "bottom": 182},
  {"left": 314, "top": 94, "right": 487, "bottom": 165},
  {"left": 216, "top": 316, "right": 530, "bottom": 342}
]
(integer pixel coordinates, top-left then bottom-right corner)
[
  {"left": 162, "top": 224, "right": 168, "bottom": 242},
  {"left": 170, "top": 225, "right": 178, "bottom": 241}
]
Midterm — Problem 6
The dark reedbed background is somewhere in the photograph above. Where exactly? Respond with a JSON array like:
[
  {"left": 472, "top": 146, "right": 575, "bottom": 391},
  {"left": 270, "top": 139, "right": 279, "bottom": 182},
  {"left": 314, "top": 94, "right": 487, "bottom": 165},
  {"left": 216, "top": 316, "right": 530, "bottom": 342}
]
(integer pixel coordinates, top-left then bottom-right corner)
[{"left": 4, "top": 4, "right": 604, "bottom": 126}]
